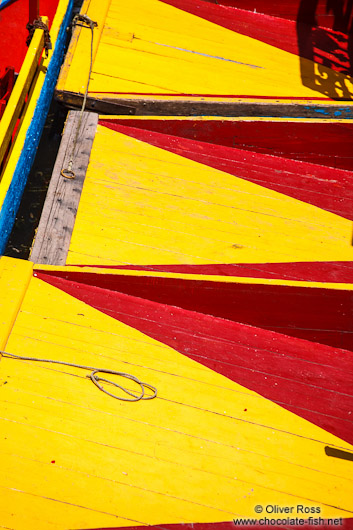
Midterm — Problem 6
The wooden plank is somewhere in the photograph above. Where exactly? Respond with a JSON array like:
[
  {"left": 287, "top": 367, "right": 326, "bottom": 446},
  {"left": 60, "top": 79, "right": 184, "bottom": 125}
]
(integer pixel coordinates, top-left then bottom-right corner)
[
  {"left": 55, "top": 0, "right": 353, "bottom": 116},
  {"left": 30, "top": 110, "right": 98, "bottom": 265},
  {"left": 34, "top": 266, "right": 353, "bottom": 351},
  {"left": 0, "top": 257, "right": 32, "bottom": 350},
  {"left": 36, "top": 270, "right": 353, "bottom": 444},
  {"left": 0, "top": 0, "right": 74, "bottom": 254},
  {"left": 0, "top": 270, "right": 352, "bottom": 529},
  {"left": 62, "top": 119, "right": 353, "bottom": 268},
  {"left": 55, "top": 91, "right": 353, "bottom": 118},
  {"left": 0, "top": 25, "right": 44, "bottom": 167},
  {"left": 100, "top": 117, "right": 353, "bottom": 171}
]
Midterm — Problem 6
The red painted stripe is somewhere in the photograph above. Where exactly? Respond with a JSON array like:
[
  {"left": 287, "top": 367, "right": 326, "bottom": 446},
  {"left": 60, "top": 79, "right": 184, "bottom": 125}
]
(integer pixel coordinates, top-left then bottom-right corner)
[
  {"left": 73, "top": 262, "right": 353, "bottom": 283},
  {"left": 100, "top": 121, "right": 353, "bottom": 221},
  {"left": 36, "top": 272, "right": 353, "bottom": 446},
  {"left": 100, "top": 119, "right": 353, "bottom": 172},
  {"left": 0, "top": 0, "right": 58, "bottom": 76},
  {"left": 160, "top": 0, "right": 352, "bottom": 76},
  {"left": 90, "top": 93, "right": 332, "bottom": 100},
  {"left": 198, "top": 1, "right": 336, "bottom": 28},
  {"left": 79, "top": 524, "right": 236, "bottom": 530},
  {"left": 36, "top": 270, "right": 353, "bottom": 351},
  {"left": 81, "top": 520, "right": 353, "bottom": 530}
]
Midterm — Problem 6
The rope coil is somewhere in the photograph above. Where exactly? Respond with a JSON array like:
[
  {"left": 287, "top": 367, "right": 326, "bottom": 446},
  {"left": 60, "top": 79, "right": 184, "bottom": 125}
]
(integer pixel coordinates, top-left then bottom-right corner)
[
  {"left": 61, "top": 15, "right": 98, "bottom": 180},
  {"left": 0, "top": 350, "right": 157, "bottom": 402}
]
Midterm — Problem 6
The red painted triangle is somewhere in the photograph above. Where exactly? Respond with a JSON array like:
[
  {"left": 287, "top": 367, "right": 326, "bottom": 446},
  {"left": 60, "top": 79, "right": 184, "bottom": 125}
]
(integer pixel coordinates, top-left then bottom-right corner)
[
  {"left": 100, "top": 121, "right": 353, "bottom": 221},
  {"left": 159, "top": 0, "right": 351, "bottom": 75},
  {"left": 194, "top": 1, "right": 336, "bottom": 28},
  {"left": 37, "top": 269, "right": 353, "bottom": 351},
  {"left": 37, "top": 272, "right": 353, "bottom": 446},
  {"left": 99, "top": 119, "right": 353, "bottom": 172}
]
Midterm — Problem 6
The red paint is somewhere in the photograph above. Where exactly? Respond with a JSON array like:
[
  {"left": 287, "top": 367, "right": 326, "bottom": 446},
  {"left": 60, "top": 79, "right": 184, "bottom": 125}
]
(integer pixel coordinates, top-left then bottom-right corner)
[
  {"left": 0, "top": 67, "right": 15, "bottom": 119},
  {"left": 198, "top": 1, "right": 336, "bottom": 28},
  {"left": 160, "top": 0, "right": 353, "bottom": 76},
  {"left": 0, "top": 0, "right": 58, "bottom": 76},
  {"left": 37, "top": 273, "right": 353, "bottom": 446},
  {"left": 81, "top": 522, "right": 353, "bottom": 530},
  {"left": 100, "top": 121, "right": 353, "bottom": 220},
  {"left": 82, "top": 521, "right": 353, "bottom": 530},
  {"left": 92, "top": 93, "right": 332, "bottom": 100},
  {"left": 78, "top": 521, "right": 234, "bottom": 530},
  {"left": 100, "top": 119, "right": 353, "bottom": 172},
  {"left": 37, "top": 271, "right": 353, "bottom": 351},
  {"left": 28, "top": 0, "right": 39, "bottom": 23},
  {"left": 75, "top": 261, "right": 353, "bottom": 283}
]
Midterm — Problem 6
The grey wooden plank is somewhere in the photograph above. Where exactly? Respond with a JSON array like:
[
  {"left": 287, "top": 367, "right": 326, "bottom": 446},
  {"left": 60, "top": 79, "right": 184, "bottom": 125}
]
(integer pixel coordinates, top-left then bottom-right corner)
[
  {"left": 30, "top": 110, "right": 98, "bottom": 265},
  {"left": 55, "top": 90, "right": 353, "bottom": 119}
]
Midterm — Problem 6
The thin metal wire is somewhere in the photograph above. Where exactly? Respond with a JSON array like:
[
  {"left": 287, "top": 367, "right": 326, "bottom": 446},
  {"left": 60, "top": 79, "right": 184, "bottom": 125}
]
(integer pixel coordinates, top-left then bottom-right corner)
[{"left": 0, "top": 350, "right": 157, "bottom": 402}]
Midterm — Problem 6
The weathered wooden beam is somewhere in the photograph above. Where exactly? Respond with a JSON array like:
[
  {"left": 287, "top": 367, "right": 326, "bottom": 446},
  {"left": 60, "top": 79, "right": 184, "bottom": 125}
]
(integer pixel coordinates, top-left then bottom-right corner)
[
  {"left": 30, "top": 110, "right": 98, "bottom": 265},
  {"left": 55, "top": 90, "right": 353, "bottom": 119}
]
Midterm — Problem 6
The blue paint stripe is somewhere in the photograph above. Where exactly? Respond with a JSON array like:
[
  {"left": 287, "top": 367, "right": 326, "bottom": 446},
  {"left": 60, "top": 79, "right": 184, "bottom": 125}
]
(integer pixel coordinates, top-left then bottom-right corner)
[
  {"left": 0, "top": 0, "right": 18, "bottom": 10},
  {"left": 0, "top": 0, "right": 74, "bottom": 254}
]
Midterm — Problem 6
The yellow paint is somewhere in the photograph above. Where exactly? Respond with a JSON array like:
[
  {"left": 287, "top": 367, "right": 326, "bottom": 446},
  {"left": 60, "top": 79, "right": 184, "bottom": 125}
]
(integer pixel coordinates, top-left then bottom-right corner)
[
  {"left": 0, "top": 0, "right": 70, "bottom": 212},
  {"left": 0, "top": 257, "right": 33, "bottom": 350},
  {"left": 100, "top": 114, "right": 353, "bottom": 124},
  {"left": 65, "top": 124, "right": 353, "bottom": 266},
  {"left": 57, "top": 0, "right": 112, "bottom": 94},
  {"left": 34, "top": 265, "right": 353, "bottom": 291},
  {"left": 57, "top": 0, "right": 353, "bottom": 101},
  {"left": 0, "top": 26, "right": 45, "bottom": 168},
  {"left": 0, "top": 272, "right": 352, "bottom": 529}
]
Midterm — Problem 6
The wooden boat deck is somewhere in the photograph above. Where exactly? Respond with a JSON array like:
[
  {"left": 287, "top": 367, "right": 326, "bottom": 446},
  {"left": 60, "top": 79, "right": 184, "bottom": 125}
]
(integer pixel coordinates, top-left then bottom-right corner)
[
  {"left": 0, "top": 0, "right": 73, "bottom": 253},
  {"left": 2, "top": 2, "right": 353, "bottom": 525},
  {"left": 55, "top": 0, "right": 353, "bottom": 117},
  {"left": 32, "top": 114, "right": 353, "bottom": 266},
  {"left": 1, "top": 254, "right": 353, "bottom": 529},
  {"left": 18, "top": 113, "right": 352, "bottom": 529}
]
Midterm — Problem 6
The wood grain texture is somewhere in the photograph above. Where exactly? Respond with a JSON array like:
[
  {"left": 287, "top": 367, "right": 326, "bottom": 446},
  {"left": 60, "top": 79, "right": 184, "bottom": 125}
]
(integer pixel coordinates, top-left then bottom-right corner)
[
  {"left": 63, "top": 121, "right": 353, "bottom": 267},
  {"left": 0, "top": 266, "right": 352, "bottom": 529},
  {"left": 81, "top": 261, "right": 353, "bottom": 283},
  {"left": 30, "top": 111, "right": 98, "bottom": 265},
  {"left": 36, "top": 269, "right": 353, "bottom": 351},
  {"left": 100, "top": 121, "right": 353, "bottom": 221},
  {"left": 161, "top": 0, "right": 352, "bottom": 76},
  {"left": 55, "top": 0, "right": 353, "bottom": 115},
  {"left": 198, "top": 0, "right": 337, "bottom": 28},
  {"left": 55, "top": 91, "right": 353, "bottom": 118},
  {"left": 0, "top": 0, "right": 74, "bottom": 254},
  {"left": 0, "top": 257, "right": 33, "bottom": 349},
  {"left": 36, "top": 271, "right": 353, "bottom": 444},
  {"left": 98, "top": 118, "right": 353, "bottom": 171}
]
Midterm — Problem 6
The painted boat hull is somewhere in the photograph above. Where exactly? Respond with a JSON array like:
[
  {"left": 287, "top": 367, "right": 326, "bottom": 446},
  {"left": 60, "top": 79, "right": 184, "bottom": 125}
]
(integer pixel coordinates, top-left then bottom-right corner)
[
  {"left": 0, "top": 0, "right": 74, "bottom": 253},
  {"left": 56, "top": 0, "right": 353, "bottom": 115}
]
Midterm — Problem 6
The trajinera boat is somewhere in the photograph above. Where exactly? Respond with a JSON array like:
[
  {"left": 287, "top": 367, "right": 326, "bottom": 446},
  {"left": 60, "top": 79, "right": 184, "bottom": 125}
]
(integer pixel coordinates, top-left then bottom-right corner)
[
  {"left": 0, "top": 0, "right": 73, "bottom": 253},
  {"left": 1, "top": 1, "right": 353, "bottom": 529}
]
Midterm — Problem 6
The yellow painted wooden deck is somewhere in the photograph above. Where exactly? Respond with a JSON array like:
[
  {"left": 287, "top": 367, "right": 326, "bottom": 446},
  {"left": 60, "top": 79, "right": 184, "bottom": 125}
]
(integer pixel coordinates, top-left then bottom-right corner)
[
  {"left": 64, "top": 117, "right": 353, "bottom": 267},
  {"left": 56, "top": 0, "right": 353, "bottom": 105},
  {"left": 0, "top": 256, "right": 353, "bottom": 529}
]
